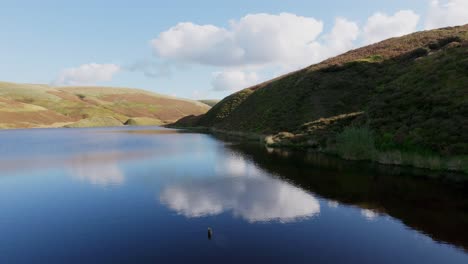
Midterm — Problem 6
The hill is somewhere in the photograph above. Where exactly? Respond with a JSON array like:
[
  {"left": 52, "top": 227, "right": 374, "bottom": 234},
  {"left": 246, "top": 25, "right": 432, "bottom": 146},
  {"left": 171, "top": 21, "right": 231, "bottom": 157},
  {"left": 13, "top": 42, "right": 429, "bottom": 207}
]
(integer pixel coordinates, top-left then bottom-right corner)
[
  {"left": 0, "top": 82, "right": 210, "bottom": 129},
  {"left": 198, "top": 99, "right": 220, "bottom": 107},
  {"left": 172, "top": 24, "right": 468, "bottom": 172}
]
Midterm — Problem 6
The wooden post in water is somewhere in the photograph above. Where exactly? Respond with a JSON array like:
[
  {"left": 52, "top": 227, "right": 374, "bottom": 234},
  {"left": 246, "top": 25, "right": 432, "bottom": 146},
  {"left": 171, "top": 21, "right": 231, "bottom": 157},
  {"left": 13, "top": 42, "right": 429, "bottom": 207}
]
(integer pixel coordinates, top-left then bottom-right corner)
[{"left": 208, "top": 227, "right": 213, "bottom": 240}]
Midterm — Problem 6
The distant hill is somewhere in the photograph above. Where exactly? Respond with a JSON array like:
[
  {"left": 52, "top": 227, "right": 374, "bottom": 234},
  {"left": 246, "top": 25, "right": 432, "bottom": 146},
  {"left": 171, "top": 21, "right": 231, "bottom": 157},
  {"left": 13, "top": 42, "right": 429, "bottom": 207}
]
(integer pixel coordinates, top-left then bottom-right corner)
[
  {"left": 198, "top": 99, "right": 220, "bottom": 107},
  {"left": 173, "top": 24, "right": 468, "bottom": 172},
  {"left": 0, "top": 82, "right": 210, "bottom": 129}
]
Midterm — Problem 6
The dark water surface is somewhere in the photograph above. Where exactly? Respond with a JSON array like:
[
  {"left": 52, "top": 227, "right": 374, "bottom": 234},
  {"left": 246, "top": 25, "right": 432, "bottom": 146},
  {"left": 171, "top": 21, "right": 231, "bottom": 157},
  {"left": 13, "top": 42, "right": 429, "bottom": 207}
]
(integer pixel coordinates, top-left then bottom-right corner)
[{"left": 0, "top": 127, "right": 466, "bottom": 264}]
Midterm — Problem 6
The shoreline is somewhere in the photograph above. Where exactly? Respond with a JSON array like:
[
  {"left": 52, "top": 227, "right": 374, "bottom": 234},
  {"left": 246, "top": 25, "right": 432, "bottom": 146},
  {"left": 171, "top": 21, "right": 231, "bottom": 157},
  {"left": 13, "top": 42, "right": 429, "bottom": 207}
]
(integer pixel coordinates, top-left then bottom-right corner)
[
  {"left": 170, "top": 125, "right": 468, "bottom": 176},
  {"left": 2, "top": 124, "right": 466, "bottom": 177}
]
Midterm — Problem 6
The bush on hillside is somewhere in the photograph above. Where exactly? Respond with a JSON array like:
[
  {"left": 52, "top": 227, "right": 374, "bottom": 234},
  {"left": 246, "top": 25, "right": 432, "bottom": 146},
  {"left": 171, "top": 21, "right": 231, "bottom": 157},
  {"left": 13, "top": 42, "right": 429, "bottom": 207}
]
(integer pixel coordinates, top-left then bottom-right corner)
[{"left": 336, "top": 127, "right": 377, "bottom": 160}]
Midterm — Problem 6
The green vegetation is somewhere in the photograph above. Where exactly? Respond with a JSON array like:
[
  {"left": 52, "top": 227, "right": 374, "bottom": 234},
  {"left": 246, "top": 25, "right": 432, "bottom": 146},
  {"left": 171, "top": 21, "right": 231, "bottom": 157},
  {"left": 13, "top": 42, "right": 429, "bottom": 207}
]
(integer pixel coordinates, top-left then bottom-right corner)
[
  {"left": 173, "top": 24, "right": 468, "bottom": 173},
  {"left": 125, "top": 117, "right": 164, "bottom": 126},
  {"left": 332, "top": 127, "right": 468, "bottom": 172},
  {"left": 197, "top": 89, "right": 254, "bottom": 126},
  {"left": 335, "top": 127, "right": 376, "bottom": 160},
  {"left": 0, "top": 82, "right": 210, "bottom": 129},
  {"left": 64, "top": 116, "right": 123, "bottom": 128},
  {"left": 356, "top": 54, "right": 384, "bottom": 63}
]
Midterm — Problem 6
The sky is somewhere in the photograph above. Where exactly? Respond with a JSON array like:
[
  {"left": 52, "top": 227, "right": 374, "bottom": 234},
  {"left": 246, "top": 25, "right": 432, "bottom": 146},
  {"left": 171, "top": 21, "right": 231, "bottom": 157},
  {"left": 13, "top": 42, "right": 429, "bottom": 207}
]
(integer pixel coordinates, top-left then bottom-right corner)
[{"left": 1, "top": 0, "right": 467, "bottom": 99}]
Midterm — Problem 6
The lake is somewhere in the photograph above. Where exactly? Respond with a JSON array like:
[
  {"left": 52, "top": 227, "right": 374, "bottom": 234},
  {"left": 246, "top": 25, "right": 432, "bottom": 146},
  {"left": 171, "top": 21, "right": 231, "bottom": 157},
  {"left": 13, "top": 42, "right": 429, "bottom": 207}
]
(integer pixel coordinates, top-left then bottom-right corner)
[{"left": 0, "top": 127, "right": 467, "bottom": 264}]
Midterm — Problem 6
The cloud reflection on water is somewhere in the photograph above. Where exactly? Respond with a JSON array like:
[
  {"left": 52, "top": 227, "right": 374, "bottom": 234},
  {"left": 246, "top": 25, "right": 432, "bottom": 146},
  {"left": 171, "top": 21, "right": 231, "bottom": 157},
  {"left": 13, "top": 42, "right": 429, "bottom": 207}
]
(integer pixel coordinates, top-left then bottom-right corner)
[
  {"left": 361, "top": 209, "right": 380, "bottom": 221},
  {"left": 68, "top": 152, "right": 126, "bottom": 187},
  {"left": 160, "top": 154, "right": 320, "bottom": 223},
  {"left": 0, "top": 150, "right": 154, "bottom": 187}
]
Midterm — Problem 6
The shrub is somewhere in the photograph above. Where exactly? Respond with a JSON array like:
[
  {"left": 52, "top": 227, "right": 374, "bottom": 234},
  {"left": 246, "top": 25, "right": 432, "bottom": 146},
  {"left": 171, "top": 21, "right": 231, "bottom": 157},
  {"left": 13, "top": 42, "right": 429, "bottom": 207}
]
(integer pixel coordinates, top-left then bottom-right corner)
[
  {"left": 402, "top": 48, "right": 428, "bottom": 60},
  {"left": 376, "top": 132, "right": 397, "bottom": 150},
  {"left": 335, "top": 127, "right": 377, "bottom": 160},
  {"left": 428, "top": 36, "right": 462, "bottom": 50}
]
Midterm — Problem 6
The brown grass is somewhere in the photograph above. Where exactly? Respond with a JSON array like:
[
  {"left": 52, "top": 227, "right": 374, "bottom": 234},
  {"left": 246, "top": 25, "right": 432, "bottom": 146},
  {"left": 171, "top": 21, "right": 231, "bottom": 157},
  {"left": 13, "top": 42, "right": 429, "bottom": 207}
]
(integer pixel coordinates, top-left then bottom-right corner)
[
  {"left": 0, "top": 83, "right": 210, "bottom": 129},
  {"left": 0, "top": 110, "right": 72, "bottom": 127}
]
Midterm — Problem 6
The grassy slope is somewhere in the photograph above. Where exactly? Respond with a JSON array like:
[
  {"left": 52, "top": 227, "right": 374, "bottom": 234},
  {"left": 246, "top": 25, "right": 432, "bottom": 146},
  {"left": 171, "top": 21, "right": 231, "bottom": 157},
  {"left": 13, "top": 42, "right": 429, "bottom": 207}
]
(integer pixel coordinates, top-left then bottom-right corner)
[
  {"left": 0, "top": 82, "right": 210, "bottom": 128},
  {"left": 198, "top": 99, "right": 220, "bottom": 107},
  {"left": 124, "top": 117, "right": 164, "bottom": 126},
  {"left": 64, "top": 116, "right": 124, "bottom": 128},
  {"left": 174, "top": 25, "right": 468, "bottom": 171}
]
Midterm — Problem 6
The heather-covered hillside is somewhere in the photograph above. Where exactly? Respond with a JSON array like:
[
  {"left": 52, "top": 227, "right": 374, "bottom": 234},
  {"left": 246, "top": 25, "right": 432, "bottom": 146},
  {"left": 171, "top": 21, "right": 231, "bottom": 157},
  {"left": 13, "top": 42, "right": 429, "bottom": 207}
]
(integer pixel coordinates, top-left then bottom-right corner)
[{"left": 173, "top": 25, "right": 468, "bottom": 172}]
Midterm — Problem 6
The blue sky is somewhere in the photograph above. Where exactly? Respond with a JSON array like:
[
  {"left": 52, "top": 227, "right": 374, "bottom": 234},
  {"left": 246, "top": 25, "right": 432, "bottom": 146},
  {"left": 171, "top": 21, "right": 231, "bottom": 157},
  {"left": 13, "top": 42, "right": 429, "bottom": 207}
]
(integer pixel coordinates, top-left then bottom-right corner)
[{"left": 1, "top": 0, "right": 467, "bottom": 99}]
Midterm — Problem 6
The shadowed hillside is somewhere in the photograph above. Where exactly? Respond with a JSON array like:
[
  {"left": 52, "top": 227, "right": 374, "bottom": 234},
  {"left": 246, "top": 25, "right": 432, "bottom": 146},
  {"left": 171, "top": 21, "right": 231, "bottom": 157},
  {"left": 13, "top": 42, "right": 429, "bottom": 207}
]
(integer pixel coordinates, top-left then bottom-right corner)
[
  {"left": 198, "top": 99, "right": 220, "bottom": 107},
  {"left": 0, "top": 82, "right": 210, "bottom": 129},
  {"left": 173, "top": 25, "right": 468, "bottom": 172}
]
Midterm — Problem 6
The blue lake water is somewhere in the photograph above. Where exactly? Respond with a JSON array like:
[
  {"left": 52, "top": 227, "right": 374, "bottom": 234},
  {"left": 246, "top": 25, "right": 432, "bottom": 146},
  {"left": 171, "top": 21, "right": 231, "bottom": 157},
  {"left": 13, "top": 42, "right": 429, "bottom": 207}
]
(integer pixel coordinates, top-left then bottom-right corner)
[{"left": 0, "top": 127, "right": 467, "bottom": 263}]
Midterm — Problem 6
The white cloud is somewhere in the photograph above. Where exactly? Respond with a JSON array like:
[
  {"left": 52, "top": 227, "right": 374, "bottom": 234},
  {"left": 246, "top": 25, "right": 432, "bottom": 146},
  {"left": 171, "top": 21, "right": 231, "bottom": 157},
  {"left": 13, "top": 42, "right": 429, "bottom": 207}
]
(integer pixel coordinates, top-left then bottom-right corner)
[
  {"left": 124, "top": 60, "right": 172, "bottom": 78},
  {"left": 230, "top": 13, "right": 324, "bottom": 67},
  {"left": 211, "top": 70, "right": 259, "bottom": 91},
  {"left": 151, "top": 13, "right": 324, "bottom": 68},
  {"left": 53, "top": 63, "right": 120, "bottom": 86},
  {"left": 149, "top": 4, "right": 468, "bottom": 94},
  {"left": 151, "top": 22, "right": 238, "bottom": 66},
  {"left": 363, "top": 10, "right": 420, "bottom": 44},
  {"left": 152, "top": 15, "right": 362, "bottom": 93},
  {"left": 425, "top": 0, "right": 468, "bottom": 29},
  {"left": 318, "top": 17, "right": 360, "bottom": 59}
]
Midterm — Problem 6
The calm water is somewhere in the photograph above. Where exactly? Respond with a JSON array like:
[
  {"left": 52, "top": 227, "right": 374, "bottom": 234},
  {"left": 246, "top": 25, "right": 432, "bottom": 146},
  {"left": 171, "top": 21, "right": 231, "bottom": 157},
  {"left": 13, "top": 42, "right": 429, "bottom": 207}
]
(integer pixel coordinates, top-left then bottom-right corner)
[{"left": 0, "top": 127, "right": 467, "bottom": 264}]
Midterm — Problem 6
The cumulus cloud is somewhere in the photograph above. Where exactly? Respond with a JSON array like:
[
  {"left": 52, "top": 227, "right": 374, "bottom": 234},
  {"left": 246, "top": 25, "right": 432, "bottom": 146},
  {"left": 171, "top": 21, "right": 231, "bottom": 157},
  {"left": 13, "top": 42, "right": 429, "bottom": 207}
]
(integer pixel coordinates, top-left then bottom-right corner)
[
  {"left": 151, "top": 22, "right": 239, "bottom": 66},
  {"left": 317, "top": 17, "right": 360, "bottom": 59},
  {"left": 53, "top": 63, "right": 120, "bottom": 86},
  {"left": 211, "top": 70, "right": 259, "bottom": 91},
  {"left": 148, "top": 4, "right": 468, "bottom": 94},
  {"left": 151, "top": 13, "right": 324, "bottom": 68},
  {"left": 150, "top": 15, "right": 356, "bottom": 92},
  {"left": 208, "top": 17, "right": 358, "bottom": 92},
  {"left": 425, "top": 0, "right": 468, "bottom": 29},
  {"left": 231, "top": 13, "right": 324, "bottom": 67},
  {"left": 124, "top": 60, "right": 172, "bottom": 78},
  {"left": 363, "top": 10, "right": 420, "bottom": 44}
]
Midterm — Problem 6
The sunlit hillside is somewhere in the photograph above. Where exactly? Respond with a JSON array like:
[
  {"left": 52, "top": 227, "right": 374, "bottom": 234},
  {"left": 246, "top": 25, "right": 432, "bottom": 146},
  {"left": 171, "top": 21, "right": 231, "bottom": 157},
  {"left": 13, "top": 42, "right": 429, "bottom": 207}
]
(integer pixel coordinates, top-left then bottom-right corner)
[{"left": 0, "top": 82, "right": 210, "bottom": 129}]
